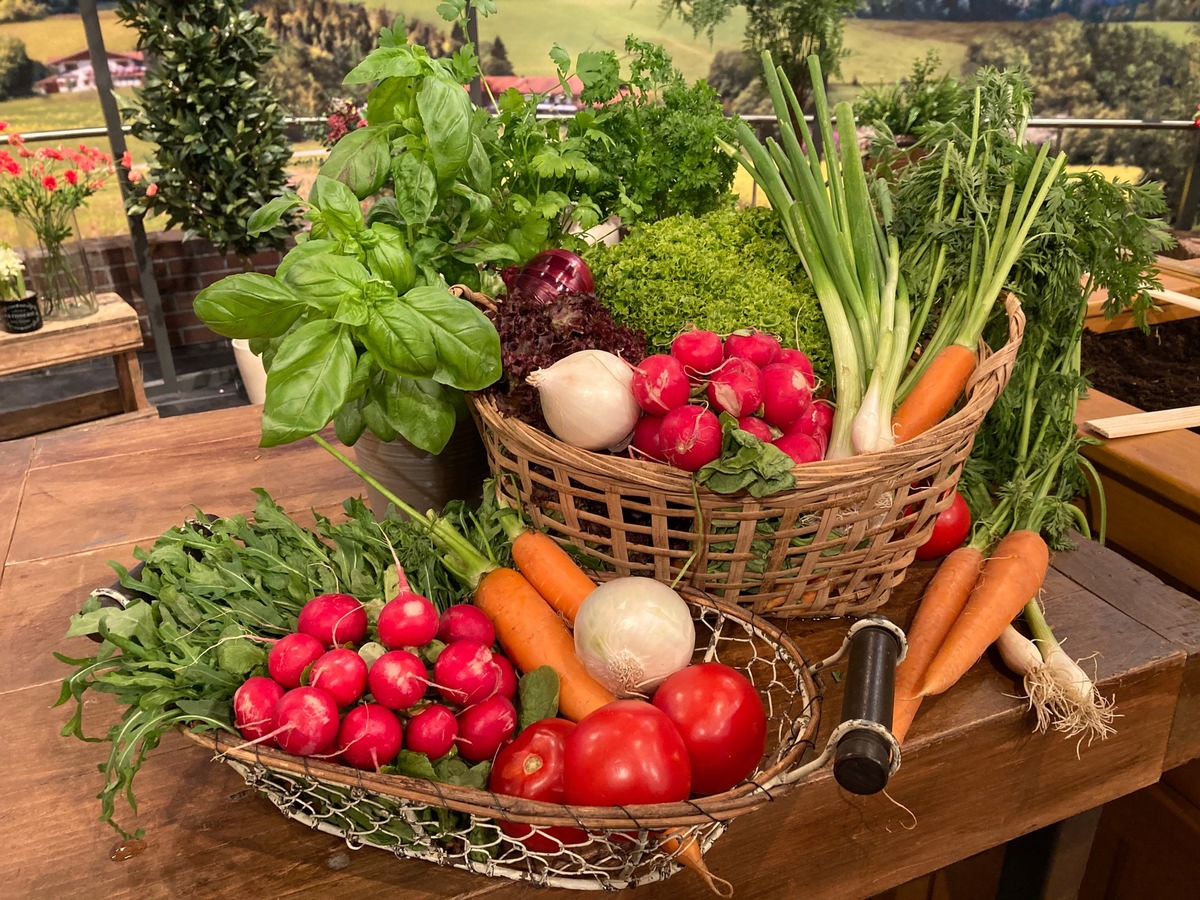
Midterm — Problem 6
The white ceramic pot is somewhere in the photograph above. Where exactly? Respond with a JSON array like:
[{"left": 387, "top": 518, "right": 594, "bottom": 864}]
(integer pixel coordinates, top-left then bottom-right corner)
[{"left": 231, "top": 339, "right": 267, "bottom": 405}]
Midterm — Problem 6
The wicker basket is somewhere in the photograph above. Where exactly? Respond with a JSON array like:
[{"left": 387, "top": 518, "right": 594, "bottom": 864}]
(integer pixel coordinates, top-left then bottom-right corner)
[
  {"left": 184, "top": 590, "right": 890, "bottom": 892},
  {"left": 471, "top": 296, "right": 1025, "bottom": 617}
]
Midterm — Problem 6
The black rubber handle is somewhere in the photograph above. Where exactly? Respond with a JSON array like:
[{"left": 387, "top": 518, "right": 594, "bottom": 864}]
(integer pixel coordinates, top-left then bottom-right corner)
[{"left": 833, "top": 622, "right": 901, "bottom": 795}]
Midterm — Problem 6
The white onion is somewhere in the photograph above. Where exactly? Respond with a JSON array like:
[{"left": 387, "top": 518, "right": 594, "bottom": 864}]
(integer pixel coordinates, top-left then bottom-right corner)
[
  {"left": 526, "top": 350, "right": 641, "bottom": 451},
  {"left": 573, "top": 576, "right": 696, "bottom": 698}
]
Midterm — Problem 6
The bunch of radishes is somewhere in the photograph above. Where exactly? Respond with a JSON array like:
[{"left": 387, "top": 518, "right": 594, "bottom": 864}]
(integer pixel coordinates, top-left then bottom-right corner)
[
  {"left": 630, "top": 326, "right": 834, "bottom": 471},
  {"left": 232, "top": 585, "right": 519, "bottom": 771}
]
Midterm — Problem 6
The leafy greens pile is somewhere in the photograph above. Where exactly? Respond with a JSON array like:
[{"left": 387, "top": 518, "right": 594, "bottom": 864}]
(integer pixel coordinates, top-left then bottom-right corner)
[{"left": 55, "top": 489, "right": 519, "bottom": 839}]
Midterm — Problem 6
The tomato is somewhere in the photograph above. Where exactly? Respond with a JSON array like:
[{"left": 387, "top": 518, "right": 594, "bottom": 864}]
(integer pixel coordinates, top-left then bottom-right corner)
[
  {"left": 915, "top": 490, "right": 972, "bottom": 560},
  {"left": 562, "top": 700, "right": 691, "bottom": 806},
  {"left": 489, "top": 718, "right": 586, "bottom": 853},
  {"left": 651, "top": 663, "right": 767, "bottom": 796}
]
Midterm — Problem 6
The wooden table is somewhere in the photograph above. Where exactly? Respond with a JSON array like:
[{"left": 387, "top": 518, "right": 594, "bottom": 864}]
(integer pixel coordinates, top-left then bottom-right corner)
[
  {"left": 0, "top": 291, "right": 154, "bottom": 440},
  {"left": 4, "top": 405, "right": 1200, "bottom": 900}
]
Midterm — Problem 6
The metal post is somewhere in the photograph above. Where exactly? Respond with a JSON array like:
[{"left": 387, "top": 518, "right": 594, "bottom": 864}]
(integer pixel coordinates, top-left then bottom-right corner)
[
  {"left": 466, "top": 7, "right": 482, "bottom": 108},
  {"left": 79, "top": 0, "right": 178, "bottom": 393},
  {"left": 1176, "top": 129, "right": 1200, "bottom": 232}
]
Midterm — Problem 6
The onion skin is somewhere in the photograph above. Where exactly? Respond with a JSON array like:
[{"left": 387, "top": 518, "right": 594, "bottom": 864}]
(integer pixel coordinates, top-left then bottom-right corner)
[{"left": 527, "top": 350, "right": 641, "bottom": 451}]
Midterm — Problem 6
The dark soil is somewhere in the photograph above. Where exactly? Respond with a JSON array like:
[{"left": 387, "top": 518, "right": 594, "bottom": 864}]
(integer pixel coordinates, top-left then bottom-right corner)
[{"left": 1080, "top": 316, "right": 1200, "bottom": 430}]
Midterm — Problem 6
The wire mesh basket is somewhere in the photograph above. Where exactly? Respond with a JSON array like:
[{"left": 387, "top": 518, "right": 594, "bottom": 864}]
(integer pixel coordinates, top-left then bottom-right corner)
[
  {"left": 469, "top": 296, "right": 1024, "bottom": 618},
  {"left": 184, "top": 590, "right": 904, "bottom": 892}
]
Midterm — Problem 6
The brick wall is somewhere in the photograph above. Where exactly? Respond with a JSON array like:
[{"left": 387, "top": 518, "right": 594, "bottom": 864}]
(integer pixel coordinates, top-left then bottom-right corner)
[{"left": 85, "top": 231, "right": 285, "bottom": 352}]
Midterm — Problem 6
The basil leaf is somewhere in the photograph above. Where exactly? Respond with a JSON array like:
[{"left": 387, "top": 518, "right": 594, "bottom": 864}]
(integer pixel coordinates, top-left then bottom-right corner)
[
  {"left": 393, "top": 152, "right": 438, "bottom": 227},
  {"left": 313, "top": 175, "right": 364, "bottom": 238},
  {"left": 194, "top": 273, "right": 305, "bottom": 339},
  {"left": 334, "top": 401, "right": 366, "bottom": 446},
  {"left": 366, "top": 76, "right": 415, "bottom": 125},
  {"left": 361, "top": 396, "right": 399, "bottom": 442},
  {"left": 261, "top": 320, "right": 356, "bottom": 447},
  {"left": 320, "top": 126, "right": 392, "bottom": 198},
  {"left": 334, "top": 291, "right": 373, "bottom": 327},
  {"left": 417, "top": 75, "right": 471, "bottom": 181},
  {"left": 281, "top": 254, "right": 369, "bottom": 313},
  {"left": 275, "top": 238, "right": 339, "bottom": 282},
  {"left": 517, "top": 666, "right": 560, "bottom": 731},
  {"left": 362, "top": 303, "right": 437, "bottom": 378},
  {"left": 374, "top": 377, "right": 456, "bottom": 454},
  {"left": 364, "top": 224, "right": 416, "bottom": 292},
  {"left": 466, "top": 135, "right": 492, "bottom": 193},
  {"left": 365, "top": 197, "right": 403, "bottom": 228},
  {"left": 246, "top": 192, "right": 302, "bottom": 237},
  {"left": 344, "top": 46, "right": 425, "bottom": 85},
  {"left": 452, "top": 242, "right": 519, "bottom": 265},
  {"left": 403, "top": 286, "right": 501, "bottom": 390}
]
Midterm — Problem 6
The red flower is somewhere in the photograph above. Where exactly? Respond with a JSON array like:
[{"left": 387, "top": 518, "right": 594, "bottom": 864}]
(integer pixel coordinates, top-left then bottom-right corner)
[
  {"left": 0, "top": 121, "right": 7, "bottom": 131},
  {"left": 9, "top": 133, "right": 24, "bottom": 147},
  {"left": 145, "top": 182, "right": 158, "bottom": 198},
  {"left": 41, "top": 147, "right": 64, "bottom": 161},
  {"left": 64, "top": 169, "right": 78, "bottom": 186},
  {"left": 128, "top": 169, "right": 143, "bottom": 184},
  {"left": 42, "top": 175, "right": 58, "bottom": 191},
  {"left": 120, "top": 150, "right": 133, "bottom": 169}
]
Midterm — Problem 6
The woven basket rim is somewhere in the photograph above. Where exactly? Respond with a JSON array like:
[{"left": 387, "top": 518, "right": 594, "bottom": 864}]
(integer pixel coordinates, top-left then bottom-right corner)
[
  {"left": 183, "top": 587, "right": 823, "bottom": 829},
  {"left": 470, "top": 295, "right": 1026, "bottom": 499}
]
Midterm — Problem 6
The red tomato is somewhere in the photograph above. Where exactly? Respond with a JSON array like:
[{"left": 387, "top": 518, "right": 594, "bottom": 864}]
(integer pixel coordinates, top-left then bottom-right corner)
[
  {"left": 489, "top": 719, "right": 586, "bottom": 853},
  {"left": 562, "top": 700, "right": 691, "bottom": 806},
  {"left": 651, "top": 663, "right": 767, "bottom": 796},
  {"left": 915, "top": 491, "right": 972, "bottom": 560}
]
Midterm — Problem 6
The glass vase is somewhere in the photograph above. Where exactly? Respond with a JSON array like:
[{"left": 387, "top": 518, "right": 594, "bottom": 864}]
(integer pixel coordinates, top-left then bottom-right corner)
[{"left": 16, "top": 211, "right": 98, "bottom": 320}]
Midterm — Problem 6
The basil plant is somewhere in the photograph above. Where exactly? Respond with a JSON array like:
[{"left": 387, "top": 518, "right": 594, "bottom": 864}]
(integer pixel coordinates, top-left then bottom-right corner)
[{"left": 195, "top": 30, "right": 516, "bottom": 453}]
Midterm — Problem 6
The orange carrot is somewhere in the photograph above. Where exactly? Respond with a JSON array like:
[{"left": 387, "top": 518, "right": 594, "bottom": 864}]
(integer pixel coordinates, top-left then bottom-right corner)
[
  {"left": 919, "top": 530, "right": 1049, "bottom": 697},
  {"left": 510, "top": 529, "right": 597, "bottom": 624},
  {"left": 892, "top": 344, "right": 977, "bottom": 443},
  {"left": 472, "top": 567, "right": 615, "bottom": 722},
  {"left": 660, "top": 829, "right": 733, "bottom": 897}
]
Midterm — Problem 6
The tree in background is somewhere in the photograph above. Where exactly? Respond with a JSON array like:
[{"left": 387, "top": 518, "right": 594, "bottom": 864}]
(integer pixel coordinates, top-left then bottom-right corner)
[
  {"left": 660, "top": 0, "right": 855, "bottom": 112},
  {"left": 968, "top": 20, "right": 1200, "bottom": 217},
  {"left": 116, "top": 0, "right": 294, "bottom": 255},
  {"left": 482, "top": 35, "right": 515, "bottom": 76},
  {"left": 705, "top": 48, "right": 770, "bottom": 113},
  {"left": 0, "top": 35, "right": 40, "bottom": 100},
  {"left": 0, "top": 0, "right": 43, "bottom": 23}
]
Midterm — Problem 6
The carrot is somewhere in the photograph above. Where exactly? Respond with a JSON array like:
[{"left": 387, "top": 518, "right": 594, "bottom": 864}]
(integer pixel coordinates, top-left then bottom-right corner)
[
  {"left": 660, "top": 829, "right": 733, "bottom": 897},
  {"left": 892, "top": 545, "right": 984, "bottom": 744},
  {"left": 892, "top": 344, "right": 977, "bottom": 443},
  {"left": 509, "top": 528, "right": 596, "bottom": 624},
  {"left": 472, "top": 566, "right": 615, "bottom": 722},
  {"left": 919, "top": 530, "right": 1050, "bottom": 697}
]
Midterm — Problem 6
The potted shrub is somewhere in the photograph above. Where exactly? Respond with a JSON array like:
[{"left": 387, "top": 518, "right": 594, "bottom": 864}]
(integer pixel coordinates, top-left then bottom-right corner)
[{"left": 0, "top": 242, "right": 40, "bottom": 333}]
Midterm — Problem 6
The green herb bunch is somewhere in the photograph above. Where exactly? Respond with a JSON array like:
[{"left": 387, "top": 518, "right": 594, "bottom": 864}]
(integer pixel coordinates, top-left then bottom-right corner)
[{"left": 854, "top": 51, "right": 968, "bottom": 143}]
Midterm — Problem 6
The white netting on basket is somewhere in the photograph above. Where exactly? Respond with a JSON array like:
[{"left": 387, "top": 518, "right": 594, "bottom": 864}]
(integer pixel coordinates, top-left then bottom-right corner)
[{"left": 195, "top": 592, "right": 823, "bottom": 891}]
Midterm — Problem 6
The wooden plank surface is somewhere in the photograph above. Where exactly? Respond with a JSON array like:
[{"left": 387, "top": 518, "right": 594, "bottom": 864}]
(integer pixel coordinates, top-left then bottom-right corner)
[
  {"left": 0, "top": 292, "right": 143, "bottom": 375},
  {"left": 0, "top": 387, "right": 126, "bottom": 441},
  {"left": 1085, "top": 266, "right": 1200, "bottom": 333},
  {"left": 4, "top": 406, "right": 1200, "bottom": 900},
  {"left": 0, "top": 437, "right": 34, "bottom": 592}
]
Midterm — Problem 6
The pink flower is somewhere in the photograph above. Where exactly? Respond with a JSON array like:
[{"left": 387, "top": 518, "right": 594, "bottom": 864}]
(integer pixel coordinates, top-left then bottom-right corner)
[
  {"left": 0, "top": 121, "right": 7, "bottom": 131},
  {"left": 120, "top": 150, "right": 133, "bottom": 169},
  {"left": 42, "top": 175, "right": 57, "bottom": 191},
  {"left": 145, "top": 182, "right": 158, "bottom": 198},
  {"left": 128, "top": 169, "right": 143, "bottom": 183},
  {"left": 41, "top": 147, "right": 64, "bottom": 161},
  {"left": 64, "top": 169, "right": 78, "bottom": 186}
]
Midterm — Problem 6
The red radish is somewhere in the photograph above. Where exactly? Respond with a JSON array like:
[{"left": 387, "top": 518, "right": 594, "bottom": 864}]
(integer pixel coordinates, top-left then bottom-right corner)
[
  {"left": 670, "top": 327, "right": 723, "bottom": 378},
  {"left": 378, "top": 594, "right": 439, "bottom": 649},
  {"left": 631, "top": 354, "right": 691, "bottom": 416},
  {"left": 456, "top": 695, "right": 517, "bottom": 762},
  {"left": 811, "top": 399, "right": 834, "bottom": 435},
  {"left": 493, "top": 653, "right": 518, "bottom": 699},
  {"left": 267, "top": 632, "right": 325, "bottom": 689},
  {"left": 233, "top": 676, "right": 285, "bottom": 744},
  {"left": 367, "top": 649, "right": 428, "bottom": 710},
  {"left": 272, "top": 686, "right": 340, "bottom": 757},
  {"left": 776, "top": 347, "right": 815, "bottom": 383},
  {"left": 297, "top": 593, "right": 368, "bottom": 648},
  {"left": 405, "top": 703, "right": 458, "bottom": 759},
  {"left": 434, "top": 639, "right": 500, "bottom": 706},
  {"left": 307, "top": 648, "right": 368, "bottom": 707},
  {"left": 706, "top": 357, "right": 764, "bottom": 417},
  {"left": 773, "top": 432, "right": 824, "bottom": 465},
  {"left": 760, "top": 363, "right": 814, "bottom": 430},
  {"left": 724, "top": 330, "right": 781, "bottom": 368},
  {"left": 737, "top": 416, "right": 774, "bottom": 443},
  {"left": 660, "top": 405, "right": 723, "bottom": 471},
  {"left": 630, "top": 414, "right": 667, "bottom": 463},
  {"left": 338, "top": 703, "right": 404, "bottom": 770},
  {"left": 788, "top": 398, "right": 833, "bottom": 438},
  {"left": 437, "top": 604, "right": 496, "bottom": 648}
]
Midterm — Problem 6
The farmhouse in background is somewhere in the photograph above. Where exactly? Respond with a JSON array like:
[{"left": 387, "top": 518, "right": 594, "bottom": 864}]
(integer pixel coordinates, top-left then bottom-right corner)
[
  {"left": 34, "top": 50, "right": 145, "bottom": 95},
  {"left": 483, "top": 75, "right": 584, "bottom": 114}
]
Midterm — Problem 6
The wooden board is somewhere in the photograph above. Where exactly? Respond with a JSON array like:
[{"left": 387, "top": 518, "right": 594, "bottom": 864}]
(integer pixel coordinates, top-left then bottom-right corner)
[
  {"left": 0, "top": 387, "right": 126, "bottom": 441},
  {"left": 1085, "top": 265, "right": 1200, "bottom": 333},
  {"left": 0, "top": 292, "right": 143, "bottom": 376}
]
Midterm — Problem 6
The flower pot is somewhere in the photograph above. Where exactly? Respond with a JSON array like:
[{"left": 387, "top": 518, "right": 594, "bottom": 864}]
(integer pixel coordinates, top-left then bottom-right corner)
[
  {"left": 353, "top": 419, "right": 491, "bottom": 519},
  {"left": 1, "top": 290, "right": 43, "bottom": 333},
  {"left": 231, "top": 339, "right": 267, "bottom": 405}
]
